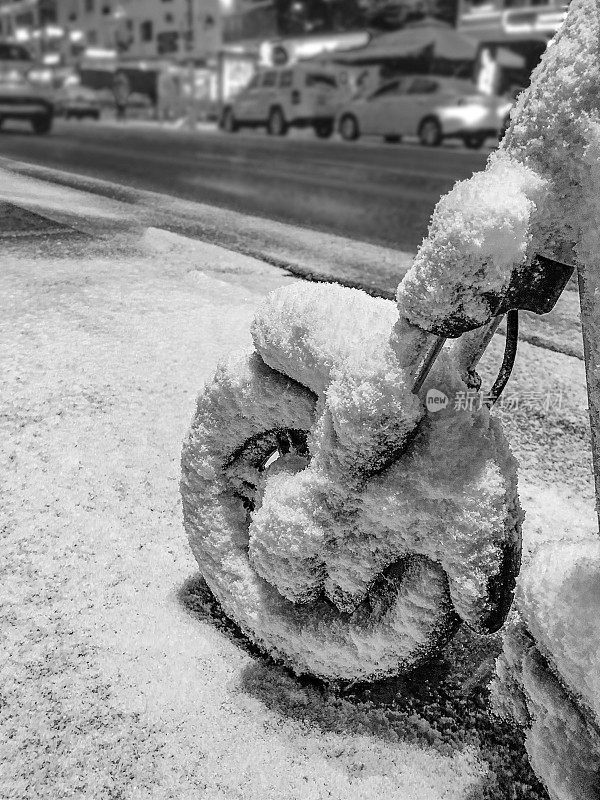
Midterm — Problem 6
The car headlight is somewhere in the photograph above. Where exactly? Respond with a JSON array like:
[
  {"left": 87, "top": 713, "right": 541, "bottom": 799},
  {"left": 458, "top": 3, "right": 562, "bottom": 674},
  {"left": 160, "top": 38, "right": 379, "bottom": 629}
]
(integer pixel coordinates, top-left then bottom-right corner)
[{"left": 442, "top": 104, "right": 488, "bottom": 124}]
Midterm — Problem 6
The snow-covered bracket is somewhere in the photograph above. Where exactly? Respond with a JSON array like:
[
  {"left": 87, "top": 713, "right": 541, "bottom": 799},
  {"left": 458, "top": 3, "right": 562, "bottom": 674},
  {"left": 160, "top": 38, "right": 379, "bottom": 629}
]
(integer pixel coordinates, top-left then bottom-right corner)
[{"left": 182, "top": 0, "right": 600, "bottom": 796}]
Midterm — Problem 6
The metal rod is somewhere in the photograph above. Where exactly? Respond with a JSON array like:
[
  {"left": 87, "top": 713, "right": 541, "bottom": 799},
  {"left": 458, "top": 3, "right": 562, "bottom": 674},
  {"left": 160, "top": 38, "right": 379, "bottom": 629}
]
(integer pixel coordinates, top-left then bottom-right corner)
[
  {"left": 450, "top": 317, "right": 502, "bottom": 387},
  {"left": 411, "top": 336, "right": 446, "bottom": 395},
  {"left": 485, "top": 311, "right": 519, "bottom": 408}
]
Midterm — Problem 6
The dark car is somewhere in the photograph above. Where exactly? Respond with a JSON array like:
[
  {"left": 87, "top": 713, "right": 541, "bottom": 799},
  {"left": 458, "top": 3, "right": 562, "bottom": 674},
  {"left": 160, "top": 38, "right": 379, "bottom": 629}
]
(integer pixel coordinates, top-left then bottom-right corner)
[{"left": 0, "top": 70, "right": 53, "bottom": 134}]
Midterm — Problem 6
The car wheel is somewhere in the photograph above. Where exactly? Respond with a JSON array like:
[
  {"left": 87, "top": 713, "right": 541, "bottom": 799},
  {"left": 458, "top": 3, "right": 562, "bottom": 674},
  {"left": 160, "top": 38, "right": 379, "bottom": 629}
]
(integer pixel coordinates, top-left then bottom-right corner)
[
  {"left": 221, "top": 107, "right": 238, "bottom": 133},
  {"left": 313, "top": 120, "right": 333, "bottom": 139},
  {"left": 31, "top": 114, "right": 53, "bottom": 135},
  {"left": 339, "top": 114, "right": 359, "bottom": 141},
  {"left": 463, "top": 133, "right": 486, "bottom": 150},
  {"left": 418, "top": 117, "right": 442, "bottom": 147},
  {"left": 384, "top": 134, "right": 401, "bottom": 144},
  {"left": 267, "top": 107, "right": 288, "bottom": 136}
]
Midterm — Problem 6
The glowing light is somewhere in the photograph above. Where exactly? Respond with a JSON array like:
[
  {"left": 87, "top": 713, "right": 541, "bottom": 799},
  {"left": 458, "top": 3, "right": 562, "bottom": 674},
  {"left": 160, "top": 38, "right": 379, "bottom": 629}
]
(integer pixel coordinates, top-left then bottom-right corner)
[
  {"left": 84, "top": 47, "right": 117, "bottom": 59},
  {"left": 502, "top": 8, "right": 567, "bottom": 34},
  {"left": 477, "top": 47, "right": 497, "bottom": 95},
  {"left": 28, "top": 68, "right": 54, "bottom": 84},
  {"left": 14, "top": 28, "right": 31, "bottom": 43},
  {"left": 44, "top": 25, "right": 64, "bottom": 38},
  {"left": 259, "top": 41, "right": 271, "bottom": 66}
]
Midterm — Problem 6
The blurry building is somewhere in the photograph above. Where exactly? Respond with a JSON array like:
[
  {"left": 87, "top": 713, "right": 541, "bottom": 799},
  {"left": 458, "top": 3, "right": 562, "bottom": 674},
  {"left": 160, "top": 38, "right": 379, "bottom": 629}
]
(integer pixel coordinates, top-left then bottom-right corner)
[
  {"left": 54, "top": 0, "right": 223, "bottom": 63},
  {"left": 457, "top": 0, "right": 569, "bottom": 92},
  {"left": 0, "top": 0, "right": 56, "bottom": 38},
  {"left": 221, "top": 0, "right": 371, "bottom": 65}
]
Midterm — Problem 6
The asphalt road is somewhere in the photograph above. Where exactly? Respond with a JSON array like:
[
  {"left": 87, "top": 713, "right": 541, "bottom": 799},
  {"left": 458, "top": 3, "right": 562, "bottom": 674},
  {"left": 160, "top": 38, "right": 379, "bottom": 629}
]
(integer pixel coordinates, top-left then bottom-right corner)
[{"left": 0, "top": 119, "right": 488, "bottom": 251}]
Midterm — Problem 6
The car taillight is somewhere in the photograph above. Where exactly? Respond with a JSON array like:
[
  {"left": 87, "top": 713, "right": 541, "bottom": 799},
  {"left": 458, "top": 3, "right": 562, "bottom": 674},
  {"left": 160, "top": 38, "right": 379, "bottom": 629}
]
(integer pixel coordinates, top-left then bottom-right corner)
[{"left": 291, "top": 89, "right": 301, "bottom": 105}]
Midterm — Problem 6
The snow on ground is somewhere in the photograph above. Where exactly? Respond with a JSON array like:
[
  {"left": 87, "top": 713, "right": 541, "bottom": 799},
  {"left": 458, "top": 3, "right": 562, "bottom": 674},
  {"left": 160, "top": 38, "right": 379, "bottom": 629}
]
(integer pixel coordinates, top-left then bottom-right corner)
[
  {"left": 1, "top": 227, "right": 492, "bottom": 799},
  {"left": 0, "top": 172, "right": 597, "bottom": 800}
]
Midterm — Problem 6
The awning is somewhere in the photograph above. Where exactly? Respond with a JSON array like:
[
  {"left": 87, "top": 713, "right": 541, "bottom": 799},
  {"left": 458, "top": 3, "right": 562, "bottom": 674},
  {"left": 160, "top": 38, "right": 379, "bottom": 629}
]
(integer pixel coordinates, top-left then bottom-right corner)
[
  {"left": 495, "top": 46, "right": 527, "bottom": 69},
  {"left": 335, "top": 23, "right": 477, "bottom": 65}
]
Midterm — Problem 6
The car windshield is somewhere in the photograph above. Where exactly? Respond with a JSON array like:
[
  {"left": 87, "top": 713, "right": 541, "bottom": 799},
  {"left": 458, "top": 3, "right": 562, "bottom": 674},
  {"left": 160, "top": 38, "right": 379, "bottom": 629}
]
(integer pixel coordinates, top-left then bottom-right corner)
[
  {"left": 305, "top": 73, "right": 337, "bottom": 89},
  {"left": 0, "top": 43, "right": 31, "bottom": 61}
]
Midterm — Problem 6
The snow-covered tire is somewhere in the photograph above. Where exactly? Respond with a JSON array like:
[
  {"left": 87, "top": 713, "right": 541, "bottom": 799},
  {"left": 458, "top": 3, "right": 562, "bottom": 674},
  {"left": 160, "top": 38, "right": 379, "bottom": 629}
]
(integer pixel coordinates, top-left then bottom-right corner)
[
  {"left": 339, "top": 114, "right": 359, "bottom": 141},
  {"left": 267, "top": 107, "right": 288, "bottom": 136},
  {"left": 181, "top": 350, "right": 458, "bottom": 681},
  {"left": 182, "top": 283, "right": 521, "bottom": 681},
  {"left": 221, "top": 107, "right": 238, "bottom": 133},
  {"left": 418, "top": 117, "right": 442, "bottom": 147}
]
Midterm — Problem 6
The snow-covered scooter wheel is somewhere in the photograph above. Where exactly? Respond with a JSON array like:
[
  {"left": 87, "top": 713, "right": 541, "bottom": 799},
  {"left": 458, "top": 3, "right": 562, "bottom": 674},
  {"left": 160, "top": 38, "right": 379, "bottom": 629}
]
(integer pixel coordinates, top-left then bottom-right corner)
[{"left": 181, "top": 350, "right": 458, "bottom": 682}]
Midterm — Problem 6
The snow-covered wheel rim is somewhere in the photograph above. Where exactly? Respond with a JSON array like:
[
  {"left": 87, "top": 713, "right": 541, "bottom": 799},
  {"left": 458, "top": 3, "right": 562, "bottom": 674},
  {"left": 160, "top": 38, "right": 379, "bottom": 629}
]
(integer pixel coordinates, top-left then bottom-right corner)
[{"left": 181, "top": 350, "right": 458, "bottom": 681}]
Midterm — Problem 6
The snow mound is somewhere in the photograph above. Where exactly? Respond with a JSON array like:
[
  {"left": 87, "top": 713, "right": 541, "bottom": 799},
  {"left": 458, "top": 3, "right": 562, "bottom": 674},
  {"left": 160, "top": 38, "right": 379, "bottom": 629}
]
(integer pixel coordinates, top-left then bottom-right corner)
[{"left": 182, "top": 284, "right": 521, "bottom": 679}]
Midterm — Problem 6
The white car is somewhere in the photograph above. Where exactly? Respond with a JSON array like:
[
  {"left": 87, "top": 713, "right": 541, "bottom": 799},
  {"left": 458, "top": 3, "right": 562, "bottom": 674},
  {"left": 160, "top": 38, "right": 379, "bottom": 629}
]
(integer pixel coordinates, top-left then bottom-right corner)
[
  {"left": 220, "top": 64, "right": 341, "bottom": 138},
  {"left": 337, "top": 75, "right": 512, "bottom": 149}
]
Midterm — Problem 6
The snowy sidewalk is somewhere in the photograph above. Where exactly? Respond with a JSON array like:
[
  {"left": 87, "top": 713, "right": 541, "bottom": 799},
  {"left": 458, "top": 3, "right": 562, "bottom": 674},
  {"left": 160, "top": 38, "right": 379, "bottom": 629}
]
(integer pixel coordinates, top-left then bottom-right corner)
[{"left": 0, "top": 170, "right": 597, "bottom": 800}]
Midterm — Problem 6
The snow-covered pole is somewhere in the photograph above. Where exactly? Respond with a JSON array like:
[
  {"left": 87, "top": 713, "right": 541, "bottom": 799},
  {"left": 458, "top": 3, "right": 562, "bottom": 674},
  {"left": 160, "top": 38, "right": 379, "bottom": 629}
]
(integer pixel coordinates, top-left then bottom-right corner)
[{"left": 578, "top": 219, "right": 600, "bottom": 529}]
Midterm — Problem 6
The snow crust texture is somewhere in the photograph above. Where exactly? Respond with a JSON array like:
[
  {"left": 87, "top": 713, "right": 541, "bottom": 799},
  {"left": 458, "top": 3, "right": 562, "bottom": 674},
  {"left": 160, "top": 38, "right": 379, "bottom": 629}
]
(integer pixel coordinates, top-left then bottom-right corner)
[{"left": 182, "top": 282, "right": 522, "bottom": 680}]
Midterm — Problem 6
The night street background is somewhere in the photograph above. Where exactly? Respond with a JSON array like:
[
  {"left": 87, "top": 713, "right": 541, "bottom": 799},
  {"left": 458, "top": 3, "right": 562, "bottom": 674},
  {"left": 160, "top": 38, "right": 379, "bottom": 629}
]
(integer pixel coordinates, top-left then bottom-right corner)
[{"left": 0, "top": 119, "right": 488, "bottom": 251}]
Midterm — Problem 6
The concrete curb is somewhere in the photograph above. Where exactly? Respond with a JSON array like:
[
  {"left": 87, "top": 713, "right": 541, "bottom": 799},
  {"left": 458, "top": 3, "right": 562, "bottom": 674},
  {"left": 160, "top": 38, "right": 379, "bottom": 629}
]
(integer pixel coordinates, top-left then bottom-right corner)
[
  {"left": 0, "top": 157, "right": 583, "bottom": 361},
  {"left": 0, "top": 156, "right": 414, "bottom": 298}
]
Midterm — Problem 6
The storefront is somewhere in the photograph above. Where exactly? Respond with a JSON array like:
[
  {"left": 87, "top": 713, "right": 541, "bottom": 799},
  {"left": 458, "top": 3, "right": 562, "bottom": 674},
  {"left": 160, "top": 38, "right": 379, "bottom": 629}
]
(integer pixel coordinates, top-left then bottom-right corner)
[{"left": 457, "top": 0, "right": 568, "bottom": 93}]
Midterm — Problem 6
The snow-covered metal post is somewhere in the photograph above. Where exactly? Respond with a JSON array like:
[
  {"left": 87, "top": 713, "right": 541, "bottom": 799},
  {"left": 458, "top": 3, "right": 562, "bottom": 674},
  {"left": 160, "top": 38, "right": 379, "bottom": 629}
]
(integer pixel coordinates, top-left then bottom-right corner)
[{"left": 579, "top": 260, "right": 600, "bottom": 530}]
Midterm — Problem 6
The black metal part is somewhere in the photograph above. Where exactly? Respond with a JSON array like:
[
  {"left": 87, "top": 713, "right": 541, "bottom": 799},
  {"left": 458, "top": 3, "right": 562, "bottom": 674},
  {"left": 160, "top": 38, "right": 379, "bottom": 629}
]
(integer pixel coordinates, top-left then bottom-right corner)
[
  {"left": 420, "top": 254, "right": 574, "bottom": 338},
  {"left": 485, "top": 310, "right": 519, "bottom": 408},
  {"left": 486, "top": 253, "right": 574, "bottom": 318},
  {"left": 412, "top": 335, "right": 446, "bottom": 394}
]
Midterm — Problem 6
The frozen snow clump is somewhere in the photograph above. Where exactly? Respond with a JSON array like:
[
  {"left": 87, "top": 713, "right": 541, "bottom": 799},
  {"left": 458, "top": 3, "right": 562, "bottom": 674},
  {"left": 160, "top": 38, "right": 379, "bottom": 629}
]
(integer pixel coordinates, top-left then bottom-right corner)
[{"left": 396, "top": 151, "right": 546, "bottom": 335}]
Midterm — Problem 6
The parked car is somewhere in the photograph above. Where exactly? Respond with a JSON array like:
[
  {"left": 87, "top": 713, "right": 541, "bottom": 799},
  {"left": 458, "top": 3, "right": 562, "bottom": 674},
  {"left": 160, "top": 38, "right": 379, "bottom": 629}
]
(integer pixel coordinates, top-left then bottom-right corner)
[
  {"left": 337, "top": 75, "right": 512, "bottom": 149},
  {"left": 0, "top": 70, "right": 53, "bottom": 134},
  {"left": 54, "top": 84, "right": 101, "bottom": 120},
  {"left": 0, "top": 40, "right": 33, "bottom": 77},
  {"left": 220, "top": 64, "right": 341, "bottom": 138}
]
